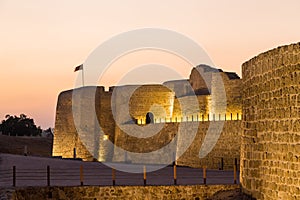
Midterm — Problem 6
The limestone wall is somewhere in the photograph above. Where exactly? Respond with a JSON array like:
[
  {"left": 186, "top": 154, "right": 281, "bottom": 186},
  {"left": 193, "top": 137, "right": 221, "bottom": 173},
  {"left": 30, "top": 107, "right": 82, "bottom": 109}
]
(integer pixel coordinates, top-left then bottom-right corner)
[
  {"left": 6, "top": 184, "right": 240, "bottom": 200},
  {"left": 113, "top": 121, "right": 241, "bottom": 169},
  {"left": 52, "top": 88, "right": 92, "bottom": 160},
  {"left": 176, "top": 121, "right": 241, "bottom": 169},
  {"left": 163, "top": 79, "right": 191, "bottom": 97},
  {"left": 113, "top": 85, "right": 175, "bottom": 125},
  {"left": 189, "top": 65, "right": 220, "bottom": 94},
  {"left": 241, "top": 43, "right": 300, "bottom": 199},
  {"left": 113, "top": 123, "right": 178, "bottom": 164},
  {"left": 96, "top": 88, "right": 115, "bottom": 161},
  {"left": 210, "top": 72, "right": 242, "bottom": 121},
  {"left": 172, "top": 95, "right": 210, "bottom": 122},
  {"left": 222, "top": 73, "right": 242, "bottom": 116},
  {"left": 53, "top": 86, "right": 115, "bottom": 162}
]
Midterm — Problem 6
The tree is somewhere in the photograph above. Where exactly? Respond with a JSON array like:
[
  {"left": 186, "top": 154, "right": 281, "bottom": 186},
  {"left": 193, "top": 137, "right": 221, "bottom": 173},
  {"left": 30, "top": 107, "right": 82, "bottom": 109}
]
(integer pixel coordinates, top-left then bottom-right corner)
[{"left": 0, "top": 114, "right": 42, "bottom": 136}]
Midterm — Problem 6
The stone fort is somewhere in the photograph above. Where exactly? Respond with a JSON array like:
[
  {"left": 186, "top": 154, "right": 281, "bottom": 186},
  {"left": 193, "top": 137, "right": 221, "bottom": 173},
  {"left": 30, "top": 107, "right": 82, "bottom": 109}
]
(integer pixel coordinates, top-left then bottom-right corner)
[
  {"left": 53, "top": 42, "right": 300, "bottom": 199},
  {"left": 53, "top": 64, "right": 242, "bottom": 170}
]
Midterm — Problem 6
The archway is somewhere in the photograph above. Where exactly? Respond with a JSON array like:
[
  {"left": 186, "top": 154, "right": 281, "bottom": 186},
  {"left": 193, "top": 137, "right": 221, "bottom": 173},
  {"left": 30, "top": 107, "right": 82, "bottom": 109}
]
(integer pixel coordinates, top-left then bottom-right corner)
[{"left": 145, "top": 112, "right": 154, "bottom": 124}]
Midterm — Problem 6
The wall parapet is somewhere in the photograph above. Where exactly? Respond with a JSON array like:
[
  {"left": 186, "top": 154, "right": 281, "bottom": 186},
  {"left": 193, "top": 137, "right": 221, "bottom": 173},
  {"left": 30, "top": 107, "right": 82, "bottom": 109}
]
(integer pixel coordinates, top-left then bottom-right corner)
[{"left": 136, "top": 112, "right": 242, "bottom": 125}]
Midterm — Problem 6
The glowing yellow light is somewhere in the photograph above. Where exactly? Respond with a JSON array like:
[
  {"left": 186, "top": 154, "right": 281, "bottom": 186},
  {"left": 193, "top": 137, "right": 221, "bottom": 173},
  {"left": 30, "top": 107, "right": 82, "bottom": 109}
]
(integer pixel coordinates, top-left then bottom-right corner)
[{"left": 103, "top": 134, "right": 109, "bottom": 141}]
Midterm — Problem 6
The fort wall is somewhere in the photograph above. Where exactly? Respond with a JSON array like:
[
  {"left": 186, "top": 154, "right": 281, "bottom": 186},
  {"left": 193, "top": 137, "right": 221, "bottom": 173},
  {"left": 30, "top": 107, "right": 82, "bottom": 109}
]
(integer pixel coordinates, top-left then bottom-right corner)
[
  {"left": 220, "top": 73, "right": 242, "bottom": 116},
  {"left": 53, "top": 87, "right": 241, "bottom": 169},
  {"left": 241, "top": 43, "right": 300, "bottom": 199},
  {"left": 123, "top": 85, "right": 175, "bottom": 124},
  {"left": 172, "top": 95, "right": 210, "bottom": 121},
  {"left": 53, "top": 87, "right": 115, "bottom": 162},
  {"left": 163, "top": 79, "right": 190, "bottom": 97},
  {"left": 53, "top": 66, "right": 243, "bottom": 169},
  {"left": 189, "top": 65, "right": 219, "bottom": 94},
  {"left": 113, "top": 123, "right": 178, "bottom": 164},
  {"left": 176, "top": 121, "right": 241, "bottom": 169},
  {"left": 112, "top": 121, "right": 241, "bottom": 169},
  {"left": 52, "top": 88, "right": 91, "bottom": 160}
]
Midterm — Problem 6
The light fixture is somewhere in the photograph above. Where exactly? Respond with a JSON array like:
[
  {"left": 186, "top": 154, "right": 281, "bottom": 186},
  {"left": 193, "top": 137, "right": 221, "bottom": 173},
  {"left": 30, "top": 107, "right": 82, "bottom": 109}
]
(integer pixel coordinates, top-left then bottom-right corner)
[{"left": 103, "top": 134, "right": 109, "bottom": 141}]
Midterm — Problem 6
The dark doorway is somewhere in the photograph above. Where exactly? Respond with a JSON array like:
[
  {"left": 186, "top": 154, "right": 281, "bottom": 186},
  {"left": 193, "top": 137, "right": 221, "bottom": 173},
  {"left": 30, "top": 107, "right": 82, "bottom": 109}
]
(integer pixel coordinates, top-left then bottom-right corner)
[{"left": 146, "top": 112, "right": 154, "bottom": 124}]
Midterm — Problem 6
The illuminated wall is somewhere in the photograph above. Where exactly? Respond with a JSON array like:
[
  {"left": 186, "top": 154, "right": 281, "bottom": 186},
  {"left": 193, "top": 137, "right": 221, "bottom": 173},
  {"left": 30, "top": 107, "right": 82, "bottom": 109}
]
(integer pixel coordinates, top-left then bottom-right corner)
[
  {"left": 172, "top": 95, "right": 211, "bottom": 122},
  {"left": 53, "top": 86, "right": 115, "bottom": 162},
  {"left": 210, "top": 72, "right": 242, "bottom": 121},
  {"left": 241, "top": 43, "right": 300, "bottom": 199},
  {"left": 112, "top": 121, "right": 241, "bottom": 169},
  {"left": 53, "top": 65, "right": 243, "bottom": 169},
  {"left": 189, "top": 64, "right": 220, "bottom": 94},
  {"left": 128, "top": 85, "right": 175, "bottom": 124}
]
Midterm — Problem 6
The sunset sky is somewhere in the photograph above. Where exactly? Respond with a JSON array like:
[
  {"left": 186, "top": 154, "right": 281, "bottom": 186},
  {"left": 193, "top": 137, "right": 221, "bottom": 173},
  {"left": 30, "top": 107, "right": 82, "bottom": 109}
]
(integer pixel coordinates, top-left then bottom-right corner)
[{"left": 1, "top": 0, "right": 299, "bottom": 128}]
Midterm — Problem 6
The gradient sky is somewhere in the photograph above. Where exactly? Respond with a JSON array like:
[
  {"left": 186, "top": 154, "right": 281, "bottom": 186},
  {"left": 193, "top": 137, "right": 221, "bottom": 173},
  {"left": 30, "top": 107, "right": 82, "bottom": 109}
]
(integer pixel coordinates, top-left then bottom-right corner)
[{"left": 0, "top": 0, "right": 299, "bottom": 128}]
